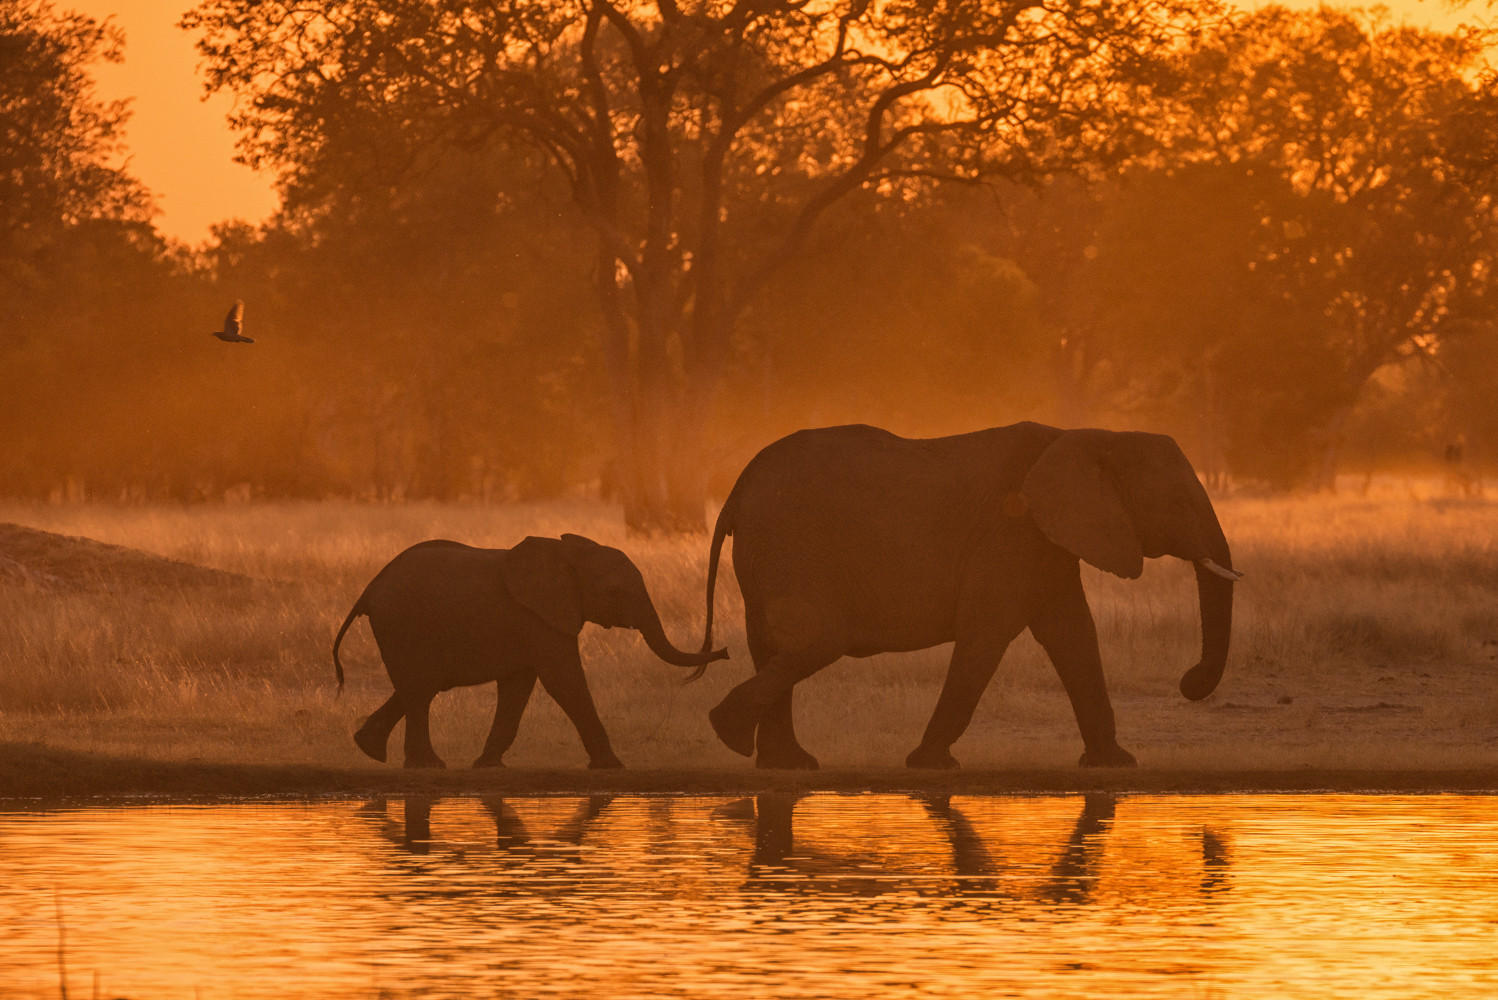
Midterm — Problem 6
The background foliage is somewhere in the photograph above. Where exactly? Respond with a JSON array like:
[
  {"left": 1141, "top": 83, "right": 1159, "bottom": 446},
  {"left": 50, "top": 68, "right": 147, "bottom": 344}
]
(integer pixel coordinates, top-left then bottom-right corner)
[{"left": 5, "top": 2, "right": 1497, "bottom": 507}]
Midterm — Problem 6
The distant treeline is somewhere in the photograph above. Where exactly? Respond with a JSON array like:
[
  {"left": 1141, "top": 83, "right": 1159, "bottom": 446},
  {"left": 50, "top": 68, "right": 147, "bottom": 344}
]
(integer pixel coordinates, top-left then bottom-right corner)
[{"left": 5, "top": 2, "right": 1497, "bottom": 511}]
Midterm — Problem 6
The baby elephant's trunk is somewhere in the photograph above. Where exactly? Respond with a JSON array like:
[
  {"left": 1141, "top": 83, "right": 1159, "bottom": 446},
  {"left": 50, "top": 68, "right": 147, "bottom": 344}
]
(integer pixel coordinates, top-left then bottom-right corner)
[{"left": 636, "top": 599, "right": 728, "bottom": 678}]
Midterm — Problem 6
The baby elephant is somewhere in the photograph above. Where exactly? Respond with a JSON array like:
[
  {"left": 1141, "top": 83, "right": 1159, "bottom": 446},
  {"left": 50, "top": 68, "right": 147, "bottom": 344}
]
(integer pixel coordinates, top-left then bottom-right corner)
[{"left": 333, "top": 534, "right": 728, "bottom": 768}]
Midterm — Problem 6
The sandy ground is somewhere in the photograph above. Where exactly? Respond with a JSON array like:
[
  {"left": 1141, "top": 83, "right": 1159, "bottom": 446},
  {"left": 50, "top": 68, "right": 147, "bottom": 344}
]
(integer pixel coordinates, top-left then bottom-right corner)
[
  {"left": 6, "top": 647, "right": 1495, "bottom": 799},
  {"left": 2, "top": 503, "right": 1497, "bottom": 800}
]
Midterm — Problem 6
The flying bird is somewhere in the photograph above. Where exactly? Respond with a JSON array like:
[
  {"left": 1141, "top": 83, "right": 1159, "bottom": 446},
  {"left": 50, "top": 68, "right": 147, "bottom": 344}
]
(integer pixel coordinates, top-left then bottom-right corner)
[{"left": 210, "top": 300, "right": 254, "bottom": 343}]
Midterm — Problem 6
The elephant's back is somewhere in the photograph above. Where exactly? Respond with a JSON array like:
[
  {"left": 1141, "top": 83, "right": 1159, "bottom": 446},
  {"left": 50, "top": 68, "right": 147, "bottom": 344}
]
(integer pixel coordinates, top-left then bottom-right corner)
[
  {"left": 730, "top": 423, "right": 1060, "bottom": 495},
  {"left": 727, "top": 423, "right": 1057, "bottom": 523},
  {"left": 368, "top": 540, "right": 488, "bottom": 593},
  {"left": 732, "top": 425, "right": 950, "bottom": 500},
  {"left": 725, "top": 425, "right": 1039, "bottom": 649}
]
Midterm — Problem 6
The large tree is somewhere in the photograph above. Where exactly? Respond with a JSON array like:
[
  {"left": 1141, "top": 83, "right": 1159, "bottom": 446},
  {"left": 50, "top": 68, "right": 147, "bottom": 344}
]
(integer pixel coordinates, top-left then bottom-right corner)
[
  {"left": 184, "top": 0, "right": 1214, "bottom": 529},
  {"left": 0, "top": 1, "right": 189, "bottom": 499}
]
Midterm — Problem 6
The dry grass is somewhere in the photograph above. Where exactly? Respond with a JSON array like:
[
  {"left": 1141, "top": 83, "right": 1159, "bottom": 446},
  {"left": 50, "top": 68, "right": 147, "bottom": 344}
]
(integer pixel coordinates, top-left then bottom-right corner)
[{"left": 1, "top": 493, "right": 1495, "bottom": 774}]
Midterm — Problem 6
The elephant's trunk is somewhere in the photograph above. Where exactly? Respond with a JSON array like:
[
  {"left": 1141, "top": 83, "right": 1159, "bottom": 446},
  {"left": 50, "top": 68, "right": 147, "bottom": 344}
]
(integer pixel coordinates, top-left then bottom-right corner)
[
  {"left": 636, "top": 598, "right": 729, "bottom": 678},
  {"left": 1177, "top": 505, "right": 1236, "bottom": 701}
]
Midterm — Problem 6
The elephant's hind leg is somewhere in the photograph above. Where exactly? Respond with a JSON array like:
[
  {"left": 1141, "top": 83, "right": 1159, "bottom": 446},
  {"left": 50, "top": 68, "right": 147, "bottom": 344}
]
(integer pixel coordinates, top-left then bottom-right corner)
[
  {"left": 709, "top": 643, "right": 839, "bottom": 766},
  {"left": 1028, "top": 579, "right": 1136, "bottom": 767},
  {"left": 355, "top": 694, "right": 404, "bottom": 763},
  {"left": 745, "top": 627, "right": 819, "bottom": 770},
  {"left": 755, "top": 693, "right": 819, "bottom": 769},
  {"left": 400, "top": 688, "right": 446, "bottom": 769}
]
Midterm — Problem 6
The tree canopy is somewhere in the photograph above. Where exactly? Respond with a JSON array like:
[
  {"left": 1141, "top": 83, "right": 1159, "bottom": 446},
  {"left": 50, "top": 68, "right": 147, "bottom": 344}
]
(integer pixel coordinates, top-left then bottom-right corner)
[
  {"left": 5, "top": 3, "right": 1498, "bottom": 505},
  {"left": 1, "top": 1, "right": 154, "bottom": 310},
  {"left": 1053, "top": 7, "right": 1498, "bottom": 484},
  {"left": 181, "top": 0, "right": 1217, "bottom": 528}
]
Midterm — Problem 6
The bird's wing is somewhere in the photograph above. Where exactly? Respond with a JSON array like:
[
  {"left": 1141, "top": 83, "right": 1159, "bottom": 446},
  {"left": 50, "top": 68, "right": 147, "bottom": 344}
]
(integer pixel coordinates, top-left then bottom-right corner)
[{"left": 224, "top": 299, "right": 245, "bottom": 335}]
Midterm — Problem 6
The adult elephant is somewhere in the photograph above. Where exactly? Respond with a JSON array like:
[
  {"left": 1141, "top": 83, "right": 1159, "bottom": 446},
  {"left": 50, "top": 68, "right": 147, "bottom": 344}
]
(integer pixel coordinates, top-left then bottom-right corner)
[
  {"left": 700, "top": 423, "right": 1240, "bottom": 769},
  {"left": 334, "top": 534, "right": 727, "bottom": 769}
]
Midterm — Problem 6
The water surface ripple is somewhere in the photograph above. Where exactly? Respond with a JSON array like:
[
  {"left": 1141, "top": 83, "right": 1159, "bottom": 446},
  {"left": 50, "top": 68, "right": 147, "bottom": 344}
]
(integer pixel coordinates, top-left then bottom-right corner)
[{"left": 1, "top": 793, "right": 1494, "bottom": 998}]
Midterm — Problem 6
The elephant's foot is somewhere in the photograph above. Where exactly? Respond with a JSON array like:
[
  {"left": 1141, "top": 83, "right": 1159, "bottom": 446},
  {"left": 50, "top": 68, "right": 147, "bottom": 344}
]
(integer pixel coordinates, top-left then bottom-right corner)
[
  {"left": 588, "top": 752, "right": 625, "bottom": 770},
  {"left": 709, "top": 699, "right": 757, "bottom": 757},
  {"left": 402, "top": 753, "right": 447, "bottom": 769},
  {"left": 1078, "top": 744, "right": 1137, "bottom": 768},
  {"left": 755, "top": 744, "right": 819, "bottom": 770},
  {"left": 906, "top": 745, "right": 960, "bottom": 769},
  {"left": 472, "top": 753, "right": 506, "bottom": 768},
  {"left": 353, "top": 727, "right": 388, "bottom": 764}
]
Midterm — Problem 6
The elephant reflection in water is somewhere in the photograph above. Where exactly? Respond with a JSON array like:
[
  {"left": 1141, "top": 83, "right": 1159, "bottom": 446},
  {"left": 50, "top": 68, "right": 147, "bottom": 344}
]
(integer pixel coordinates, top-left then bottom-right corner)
[
  {"left": 921, "top": 793, "right": 1116, "bottom": 903},
  {"left": 357, "top": 794, "right": 614, "bottom": 861},
  {"left": 352, "top": 794, "right": 1230, "bottom": 902},
  {"left": 716, "top": 794, "right": 1231, "bottom": 902},
  {"left": 1200, "top": 828, "right": 1231, "bottom": 895}
]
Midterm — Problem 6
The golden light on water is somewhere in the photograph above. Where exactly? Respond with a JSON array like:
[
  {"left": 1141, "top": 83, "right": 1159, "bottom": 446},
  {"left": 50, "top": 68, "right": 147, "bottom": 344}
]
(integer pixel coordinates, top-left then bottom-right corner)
[
  {"left": 2, "top": 794, "right": 1496, "bottom": 998},
  {"left": 7, "top": 3, "right": 1498, "bottom": 994}
]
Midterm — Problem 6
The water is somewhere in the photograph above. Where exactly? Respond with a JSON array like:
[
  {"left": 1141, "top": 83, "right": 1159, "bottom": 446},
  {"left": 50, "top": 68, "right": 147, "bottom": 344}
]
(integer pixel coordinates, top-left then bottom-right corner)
[{"left": 1, "top": 793, "right": 1494, "bottom": 998}]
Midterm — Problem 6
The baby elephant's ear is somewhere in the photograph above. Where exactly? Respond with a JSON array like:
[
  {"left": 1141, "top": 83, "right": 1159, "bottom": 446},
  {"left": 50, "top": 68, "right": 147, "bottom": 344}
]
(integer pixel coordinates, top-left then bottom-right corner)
[{"left": 502, "top": 537, "right": 583, "bottom": 635}]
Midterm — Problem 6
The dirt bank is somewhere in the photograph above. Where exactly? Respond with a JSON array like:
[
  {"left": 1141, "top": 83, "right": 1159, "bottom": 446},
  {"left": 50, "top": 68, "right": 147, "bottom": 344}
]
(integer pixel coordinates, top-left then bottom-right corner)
[
  {"left": 1, "top": 742, "right": 1494, "bottom": 804},
  {"left": 0, "top": 521, "right": 252, "bottom": 591}
]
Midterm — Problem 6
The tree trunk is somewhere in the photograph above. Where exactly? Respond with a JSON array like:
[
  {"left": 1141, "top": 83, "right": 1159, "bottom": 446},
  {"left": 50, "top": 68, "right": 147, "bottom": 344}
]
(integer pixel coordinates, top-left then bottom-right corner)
[
  {"left": 612, "top": 281, "right": 713, "bottom": 534},
  {"left": 622, "top": 391, "right": 709, "bottom": 534}
]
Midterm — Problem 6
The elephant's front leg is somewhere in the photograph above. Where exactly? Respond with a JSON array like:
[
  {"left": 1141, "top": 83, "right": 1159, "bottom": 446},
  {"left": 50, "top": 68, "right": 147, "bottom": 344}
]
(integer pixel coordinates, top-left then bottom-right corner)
[
  {"left": 473, "top": 669, "right": 538, "bottom": 768},
  {"left": 536, "top": 647, "right": 622, "bottom": 769},
  {"left": 906, "top": 629, "right": 1014, "bottom": 769},
  {"left": 1028, "top": 578, "right": 1136, "bottom": 767}
]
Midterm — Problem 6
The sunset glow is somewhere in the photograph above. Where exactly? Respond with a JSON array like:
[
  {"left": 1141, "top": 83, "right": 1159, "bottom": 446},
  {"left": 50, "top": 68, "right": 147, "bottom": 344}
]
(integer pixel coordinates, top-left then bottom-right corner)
[
  {"left": 5, "top": 2, "right": 1498, "bottom": 996},
  {"left": 61, "top": 0, "right": 1488, "bottom": 242}
]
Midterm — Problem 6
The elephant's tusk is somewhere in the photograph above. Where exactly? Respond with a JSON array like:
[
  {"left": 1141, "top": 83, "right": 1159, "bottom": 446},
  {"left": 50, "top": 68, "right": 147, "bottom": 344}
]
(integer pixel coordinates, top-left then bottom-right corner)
[{"left": 1198, "top": 558, "right": 1243, "bottom": 581}]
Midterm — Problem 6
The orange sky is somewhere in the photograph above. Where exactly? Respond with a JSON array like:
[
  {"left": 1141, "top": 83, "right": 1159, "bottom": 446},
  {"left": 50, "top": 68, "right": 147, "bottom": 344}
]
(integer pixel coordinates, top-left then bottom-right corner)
[
  {"left": 69, "top": 1, "right": 1482, "bottom": 245},
  {"left": 67, "top": 0, "right": 279, "bottom": 244}
]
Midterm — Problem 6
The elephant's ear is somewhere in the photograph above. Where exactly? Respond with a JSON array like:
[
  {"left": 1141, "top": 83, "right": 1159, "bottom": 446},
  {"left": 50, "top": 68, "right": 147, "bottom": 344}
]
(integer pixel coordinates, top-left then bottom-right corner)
[
  {"left": 1021, "top": 431, "right": 1144, "bottom": 579},
  {"left": 502, "top": 536, "right": 583, "bottom": 635}
]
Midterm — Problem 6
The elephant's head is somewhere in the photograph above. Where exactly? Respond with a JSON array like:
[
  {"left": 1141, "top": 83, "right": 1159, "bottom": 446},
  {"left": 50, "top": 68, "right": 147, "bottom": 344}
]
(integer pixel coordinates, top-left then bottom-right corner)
[
  {"left": 1021, "top": 430, "right": 1239, "bottom": 702},
  {"left": 503, "top": 534, "right": 729, "bottom": 671}
]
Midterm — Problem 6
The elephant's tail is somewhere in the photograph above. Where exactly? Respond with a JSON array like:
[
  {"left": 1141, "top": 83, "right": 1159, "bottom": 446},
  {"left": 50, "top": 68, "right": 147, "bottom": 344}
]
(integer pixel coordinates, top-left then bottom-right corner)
[
  {"left": 331, "top": 595, "right": 368, "bottom": 695},
  {"left": 700, "top": 490, "right": 736, "bottom": 660}
]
